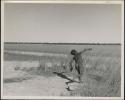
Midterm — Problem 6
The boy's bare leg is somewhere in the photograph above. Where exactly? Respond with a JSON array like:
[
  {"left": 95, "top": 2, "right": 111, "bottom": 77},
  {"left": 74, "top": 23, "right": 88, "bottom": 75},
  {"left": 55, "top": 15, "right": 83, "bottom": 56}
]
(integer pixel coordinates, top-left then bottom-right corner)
[
  {"left": 77, "top": 69, "right": 82, "bottom": 83},
  {"left": 77, "top": 66, "right": 84, "bottom": 83},
  {"left": 78, "top": 74, "right": 83, "bottom": 83}
]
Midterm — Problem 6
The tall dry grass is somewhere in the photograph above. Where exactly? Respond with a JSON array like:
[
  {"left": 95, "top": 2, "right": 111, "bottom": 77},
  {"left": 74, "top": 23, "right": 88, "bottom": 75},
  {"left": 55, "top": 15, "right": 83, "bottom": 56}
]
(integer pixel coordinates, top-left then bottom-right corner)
[{"left": 69, "top": 53, "right": 121, "bottom": 97}]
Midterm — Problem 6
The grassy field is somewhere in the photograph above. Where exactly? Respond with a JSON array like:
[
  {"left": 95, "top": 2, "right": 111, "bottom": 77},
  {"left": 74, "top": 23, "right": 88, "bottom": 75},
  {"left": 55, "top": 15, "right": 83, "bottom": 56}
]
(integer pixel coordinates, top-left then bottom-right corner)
[{"left": 3, "top": 43, "right": 121, "bottom": 96}]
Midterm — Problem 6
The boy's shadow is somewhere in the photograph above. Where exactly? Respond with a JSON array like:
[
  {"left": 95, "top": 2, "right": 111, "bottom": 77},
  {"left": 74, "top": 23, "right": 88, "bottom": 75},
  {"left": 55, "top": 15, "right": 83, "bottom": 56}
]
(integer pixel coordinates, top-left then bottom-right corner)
[{"left": 53, "top": 72, "right": 80, "bottom": 85}]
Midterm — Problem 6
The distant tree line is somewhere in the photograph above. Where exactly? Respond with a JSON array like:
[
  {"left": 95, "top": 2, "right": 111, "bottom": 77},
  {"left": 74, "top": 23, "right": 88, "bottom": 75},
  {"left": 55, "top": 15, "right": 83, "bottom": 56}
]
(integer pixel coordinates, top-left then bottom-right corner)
[{"left": 4, "top": 42, "right": 121, "bottom": 45}]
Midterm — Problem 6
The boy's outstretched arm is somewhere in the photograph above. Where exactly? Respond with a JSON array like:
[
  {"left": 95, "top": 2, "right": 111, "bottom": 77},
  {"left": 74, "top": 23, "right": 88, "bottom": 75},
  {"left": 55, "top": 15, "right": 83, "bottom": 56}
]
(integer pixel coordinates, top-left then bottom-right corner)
[{"left": 80, "top": 48, "right": 92, "bottom": 54}]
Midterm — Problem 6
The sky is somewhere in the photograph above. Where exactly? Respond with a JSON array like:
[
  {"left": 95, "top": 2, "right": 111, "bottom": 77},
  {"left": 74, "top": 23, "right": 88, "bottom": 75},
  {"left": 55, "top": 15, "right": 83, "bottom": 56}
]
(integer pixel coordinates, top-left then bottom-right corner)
[{"left": 4, "top": 3, "right": 121, "bottom": 43}]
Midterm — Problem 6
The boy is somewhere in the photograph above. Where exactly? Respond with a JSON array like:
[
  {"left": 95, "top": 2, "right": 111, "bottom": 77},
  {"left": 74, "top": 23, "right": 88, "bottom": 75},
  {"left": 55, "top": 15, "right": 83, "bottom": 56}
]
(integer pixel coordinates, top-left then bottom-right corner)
[{"left": 69, "top": 48, "right": 92, "bottom": 82}]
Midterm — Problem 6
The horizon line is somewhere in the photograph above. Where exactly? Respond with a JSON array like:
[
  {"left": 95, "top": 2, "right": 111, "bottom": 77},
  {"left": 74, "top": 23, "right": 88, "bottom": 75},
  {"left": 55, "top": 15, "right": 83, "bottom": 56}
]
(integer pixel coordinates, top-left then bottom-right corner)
[{"left": 4, "top": 42, "right": 121, "bottom": 45}]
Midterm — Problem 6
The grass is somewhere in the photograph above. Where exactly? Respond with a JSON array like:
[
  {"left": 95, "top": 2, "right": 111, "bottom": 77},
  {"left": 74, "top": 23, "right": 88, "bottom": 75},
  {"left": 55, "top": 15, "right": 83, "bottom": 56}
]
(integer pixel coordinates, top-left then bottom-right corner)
[
  {"left": 4, "top": 44, "right": 121, "bottom": 96},
  {"left": 69, "top": 53, "right": 121, "bottom": 96}
]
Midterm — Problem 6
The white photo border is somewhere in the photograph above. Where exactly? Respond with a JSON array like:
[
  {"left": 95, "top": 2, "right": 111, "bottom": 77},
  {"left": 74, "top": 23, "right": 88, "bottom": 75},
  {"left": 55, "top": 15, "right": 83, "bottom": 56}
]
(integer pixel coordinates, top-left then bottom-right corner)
[{"left": 1, "top": 0, "right": 124, "bottom": 99}]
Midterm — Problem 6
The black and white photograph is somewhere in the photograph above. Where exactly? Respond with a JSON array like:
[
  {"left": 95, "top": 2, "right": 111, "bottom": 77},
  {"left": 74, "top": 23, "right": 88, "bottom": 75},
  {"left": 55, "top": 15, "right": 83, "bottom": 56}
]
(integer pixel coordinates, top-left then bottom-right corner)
[{"left": 1, "top": 0, "right": 124, "bottom": 99}]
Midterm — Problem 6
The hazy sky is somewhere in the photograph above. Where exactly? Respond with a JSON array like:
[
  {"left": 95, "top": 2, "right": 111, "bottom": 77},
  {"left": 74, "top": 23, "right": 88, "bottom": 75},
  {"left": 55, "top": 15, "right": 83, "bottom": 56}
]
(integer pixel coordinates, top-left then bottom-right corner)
[{"left": 4, "top": 3, "right": 121, "bottom": 43}]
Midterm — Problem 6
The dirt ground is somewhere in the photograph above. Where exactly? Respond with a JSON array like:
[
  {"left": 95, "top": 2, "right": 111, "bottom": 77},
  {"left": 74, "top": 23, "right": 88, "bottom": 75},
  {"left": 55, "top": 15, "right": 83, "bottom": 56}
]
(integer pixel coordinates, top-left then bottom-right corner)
[
  {"left": 3, "top": 75, "right": 71, "bottom": 96},
  {"left": 3, "top": 62, "right": 78, "bottom": 96}
]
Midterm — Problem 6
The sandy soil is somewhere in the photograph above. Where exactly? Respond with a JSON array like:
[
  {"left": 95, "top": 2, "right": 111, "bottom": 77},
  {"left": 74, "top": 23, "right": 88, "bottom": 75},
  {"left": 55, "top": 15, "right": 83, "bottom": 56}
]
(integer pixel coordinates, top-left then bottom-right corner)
[
  {"left": 3, "top": 75, "right": 71, "bottom": 96},
  {"left": 3, "top": 61, "right": 76, "bottom": 96}
]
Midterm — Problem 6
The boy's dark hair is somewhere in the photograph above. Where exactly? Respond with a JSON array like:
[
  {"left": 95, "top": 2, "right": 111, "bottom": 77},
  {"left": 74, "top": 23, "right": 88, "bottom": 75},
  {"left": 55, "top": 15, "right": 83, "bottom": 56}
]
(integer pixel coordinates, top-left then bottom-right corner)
[{"left": 71, "top": 49, "right": 77, "bottom": 55}]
